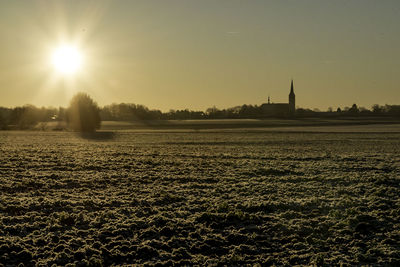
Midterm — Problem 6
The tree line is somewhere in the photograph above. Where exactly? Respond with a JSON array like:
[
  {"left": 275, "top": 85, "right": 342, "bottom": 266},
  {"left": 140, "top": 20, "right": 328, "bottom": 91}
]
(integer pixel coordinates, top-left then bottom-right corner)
[{"left": 1, "top": 101, "right": 399, "bottom": 130}]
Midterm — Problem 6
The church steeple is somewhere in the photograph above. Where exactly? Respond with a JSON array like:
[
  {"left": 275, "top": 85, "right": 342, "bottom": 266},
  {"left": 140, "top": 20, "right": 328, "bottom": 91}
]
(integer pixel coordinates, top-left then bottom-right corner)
[
  {"left": 290, "top": 80, "right": 294, "bottom": 95},
  {"left": 289, "top": 80, "right": 295, "bottom": 115}
]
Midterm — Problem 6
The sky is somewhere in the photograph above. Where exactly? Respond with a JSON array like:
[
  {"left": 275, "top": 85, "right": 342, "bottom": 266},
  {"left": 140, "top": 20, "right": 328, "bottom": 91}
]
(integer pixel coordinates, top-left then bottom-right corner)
[{"left": 0, "top": 0, "right": 399, "bottom": 111}]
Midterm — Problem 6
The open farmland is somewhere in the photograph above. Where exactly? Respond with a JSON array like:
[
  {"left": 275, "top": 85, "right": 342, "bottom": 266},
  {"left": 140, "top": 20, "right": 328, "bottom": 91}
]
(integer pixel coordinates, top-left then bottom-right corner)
[{"left": 1, "top": 128, "right": 400, "bottom": 266}]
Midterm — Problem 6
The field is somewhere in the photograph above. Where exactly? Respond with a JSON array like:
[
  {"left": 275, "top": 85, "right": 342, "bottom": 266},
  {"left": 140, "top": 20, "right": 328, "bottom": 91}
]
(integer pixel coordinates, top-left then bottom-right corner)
[
  {"left": 43, "top": 117, "right": 400, "bottom": 132},
  {"left": 1, "top": 126, "right": 400, "bottom": 265}
]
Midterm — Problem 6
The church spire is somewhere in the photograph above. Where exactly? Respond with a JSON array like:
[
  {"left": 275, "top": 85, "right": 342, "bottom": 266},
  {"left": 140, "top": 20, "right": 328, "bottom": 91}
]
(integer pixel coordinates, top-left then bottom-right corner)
[
  {"left": 290, "top": 79, "right": 294, "bottom": 95},
  {"left": 289, "top": 79, "right": 295, "bottom": 115}
]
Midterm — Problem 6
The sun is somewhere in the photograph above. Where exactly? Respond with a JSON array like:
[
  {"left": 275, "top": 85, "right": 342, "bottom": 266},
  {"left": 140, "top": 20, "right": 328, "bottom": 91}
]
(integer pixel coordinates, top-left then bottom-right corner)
[{"left": 51, "top": 45, "right": 83, "bottom": 75}]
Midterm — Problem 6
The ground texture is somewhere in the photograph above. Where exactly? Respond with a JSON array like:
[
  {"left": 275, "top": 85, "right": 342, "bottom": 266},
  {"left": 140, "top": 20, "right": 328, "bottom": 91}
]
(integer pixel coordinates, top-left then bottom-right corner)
[{"left": 0, "top": 130, "right": 400, "bottom": 266}]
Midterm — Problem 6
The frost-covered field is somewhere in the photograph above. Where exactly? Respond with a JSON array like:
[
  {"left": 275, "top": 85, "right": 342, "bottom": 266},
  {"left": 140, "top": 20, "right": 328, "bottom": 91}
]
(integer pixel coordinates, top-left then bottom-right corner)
[{"left": 0, "top": 130, "right": 400, "bottom": 266}]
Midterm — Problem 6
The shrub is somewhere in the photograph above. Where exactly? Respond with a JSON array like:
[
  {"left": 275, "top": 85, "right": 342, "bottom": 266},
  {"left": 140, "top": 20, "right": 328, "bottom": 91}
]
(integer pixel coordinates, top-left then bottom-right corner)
[{"left": 66, "top": 93, "right": 101, "bottom": 132}]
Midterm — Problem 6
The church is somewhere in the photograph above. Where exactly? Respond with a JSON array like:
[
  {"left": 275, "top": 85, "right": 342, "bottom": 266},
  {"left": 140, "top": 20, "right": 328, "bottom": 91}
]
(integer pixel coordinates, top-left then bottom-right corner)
[{"left": 260, "top": 80, "right": 296, "bottom": 116}]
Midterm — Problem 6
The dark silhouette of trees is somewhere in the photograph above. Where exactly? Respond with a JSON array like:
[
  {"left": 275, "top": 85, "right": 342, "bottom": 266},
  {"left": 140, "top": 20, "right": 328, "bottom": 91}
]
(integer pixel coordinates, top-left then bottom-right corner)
[
  {"left": 0, "top": 105, "right": 57, "bottom": 129},
  {"left": 57, "top": 107, "right": 67, "bottom": 121},
  {"left": 0, "top": 107, "right": 10, "bottom": 129},
  {"left": 386, "top": 105, "right": 400, "bottom": 117},
  {"left": 101, "top": 103, "right": 162, "bottom": 121},
  {"left": 205, "top": 105, "right": 266, "bottom": 119},
  {"left": 16, "top": 105, "right": 39, "bottom": 129},
  {"left": 1, "top": 101, "right": 400, "bottom": 131},
  {"left": 99, "top": 103, "right": 400, "bottom": 119},
  {"left": 66, "top": 93, "right": 101, "bottom": 132},
  {"left": 0, "top": 113, "right": 5, "bottom": 130},
  {"left": 372, "top": 104, "right": 384, "bottom": 114},
  {"left": 348, "top": 104, "right": 359, "bottom": 114}
]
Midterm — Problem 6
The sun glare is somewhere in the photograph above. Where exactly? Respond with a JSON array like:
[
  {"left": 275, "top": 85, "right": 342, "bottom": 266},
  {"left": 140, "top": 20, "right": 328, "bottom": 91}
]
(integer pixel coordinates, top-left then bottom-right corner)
[{"left": 51, "top": 45, "right": 83, "bottom": 75}]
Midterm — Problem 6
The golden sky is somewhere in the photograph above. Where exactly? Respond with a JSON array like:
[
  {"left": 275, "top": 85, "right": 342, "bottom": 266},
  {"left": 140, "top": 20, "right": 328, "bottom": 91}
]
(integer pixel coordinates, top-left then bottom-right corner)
[{"left": 0, "top": 0, "right": 399, "bottom": 111}]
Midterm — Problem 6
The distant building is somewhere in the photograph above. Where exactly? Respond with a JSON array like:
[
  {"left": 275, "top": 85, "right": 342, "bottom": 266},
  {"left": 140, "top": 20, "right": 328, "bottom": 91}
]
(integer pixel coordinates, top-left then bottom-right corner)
[{"left": 261, "top": 80, "right": 296, "bottom": 116}]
